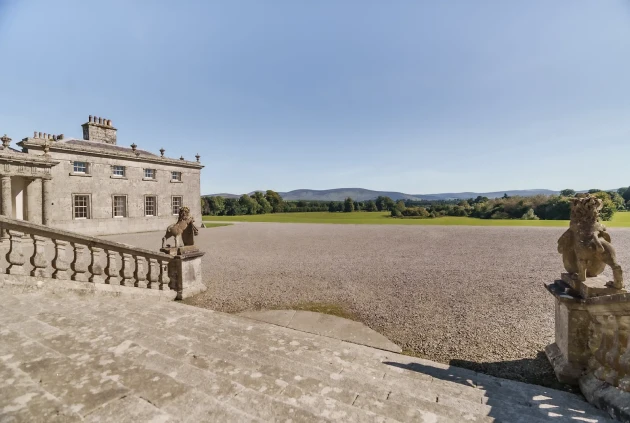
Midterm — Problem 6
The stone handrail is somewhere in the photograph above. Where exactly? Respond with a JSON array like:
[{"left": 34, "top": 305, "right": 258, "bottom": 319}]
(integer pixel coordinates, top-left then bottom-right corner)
[
  {"left": 584, "top": 294, "right": 630, "bottom": 393},
  {"left": 0, "top": 215, "right": 171, "bottom": 290}
]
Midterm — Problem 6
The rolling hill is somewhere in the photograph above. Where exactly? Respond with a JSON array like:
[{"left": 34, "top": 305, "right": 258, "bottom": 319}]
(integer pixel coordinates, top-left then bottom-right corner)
[{"left": 206, "top": 188, "right": 562, "bottom": 202}]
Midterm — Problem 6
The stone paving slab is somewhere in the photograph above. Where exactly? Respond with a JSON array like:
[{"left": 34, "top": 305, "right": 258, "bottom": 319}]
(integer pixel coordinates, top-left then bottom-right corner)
[
  {"left": 238, "top": 309, "right": 403, "bottom": 353},
  {"left": 0, "top": 292, "right": 617, "bottom": 423}
]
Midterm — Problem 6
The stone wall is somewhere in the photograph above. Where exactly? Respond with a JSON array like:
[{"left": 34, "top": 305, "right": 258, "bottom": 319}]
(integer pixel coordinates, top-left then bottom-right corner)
[{"left": 40, "top": 150, "right": 201, "bottom": 235}]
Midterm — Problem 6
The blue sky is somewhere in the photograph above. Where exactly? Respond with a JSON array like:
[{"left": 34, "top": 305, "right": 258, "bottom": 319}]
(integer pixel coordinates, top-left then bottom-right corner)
[{"left": 1, "top": 1, "right": 629, "bottom": 195}]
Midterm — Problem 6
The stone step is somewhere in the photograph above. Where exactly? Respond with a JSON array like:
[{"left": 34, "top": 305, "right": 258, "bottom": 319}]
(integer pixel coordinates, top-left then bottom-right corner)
[
  {"left": 2, "top": 293, "right": 615, "bottom": 422},
  {"left": 96, "top": 297, "right": 608, "bottom": 423},
  {"left": 1, "top": 295, "right": 485, "bottom": 422},
  {"left": 127, "top": 301, "right": 616, "bottom": 423},
  {"left": 0, "top": 308, "right": 383, "bottom": 423}
]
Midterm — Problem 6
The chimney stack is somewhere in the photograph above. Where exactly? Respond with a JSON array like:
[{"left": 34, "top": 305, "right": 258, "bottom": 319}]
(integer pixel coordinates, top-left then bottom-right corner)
[{"left": 82, "top": 115, "right": 117, "bottom": 145}]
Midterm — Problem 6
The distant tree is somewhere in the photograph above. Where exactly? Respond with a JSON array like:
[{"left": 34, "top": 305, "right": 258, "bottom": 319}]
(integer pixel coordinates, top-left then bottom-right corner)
[
  {"left": 375, "top": 196, "right": 395, "bottom": 211},
  {"left": 265, "top": 190, "right": 284, "bottom": 213},
  {"left": 607, "top": 191, "right": 625, "bottom": 211},
  {"left": 223, "top": 198, "right": 243, "bottom": 216},
  {"left": 206, "top": 196, "right": 225, "bottom": 215},
  {"left": 591, "top": 191, "right": 617, "bottom": 221},
  {"left": 239, "top": 194, "right": 260, "bottom": 215},
  {"left": 353, "top": 201, "right": 362, "bottom": 211},
  {"left": 200, "top": 197, "right": 210, "bottom": 215},
  {"left": 521, "top": 208, "right": 539, "bottom": 220},
  {"left": 502, "top": 193, "right": 509, "bottom": 199},
  {"left": 250, "top": 191, "right": 272, "bottom": 214},
  {"left": 391, "top": 208, "right": 402, "bottom": 217},
  {"left": 588, "top": 189, "right": 602, "bottom": 194},
  {"left": 343, "top": 197, "right": 355, "bottom": 213},
  {"left": 336, "top": 202, "right": 344, "bottom": 212},
  {"left": 622, "top": 188, "right": 630, "bottom": 203},
  {"left": 560, "top": 189, "right": 576, "bottom": 197},
  {"left": 395, "top": 200, "right": 406, "bottom": 212},
  {"left": 328, "top": 201, "right": 337, "bottom": 213},
  {"left": 364, "top": 200, "right": 377, "bottom": 212},
  {"left": 618, "top": 187, "right": 628, "bottom": 197},
  {"left": 296, "top": 200, "right": 307, "bottom": 208},
  {"left": 473, "top": 196, "right": 489, "bottom": 204}
]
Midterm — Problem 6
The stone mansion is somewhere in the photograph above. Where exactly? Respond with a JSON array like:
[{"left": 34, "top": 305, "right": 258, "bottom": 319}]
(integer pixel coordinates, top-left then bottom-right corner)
[{"left": 0, "top": 115, "right": 203, "bottom": 235}]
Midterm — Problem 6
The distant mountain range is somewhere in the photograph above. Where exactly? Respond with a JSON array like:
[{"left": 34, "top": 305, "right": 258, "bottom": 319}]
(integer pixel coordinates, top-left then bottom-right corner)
[{"left": 205, "top": 188, "right": 563, "bottom": 202}]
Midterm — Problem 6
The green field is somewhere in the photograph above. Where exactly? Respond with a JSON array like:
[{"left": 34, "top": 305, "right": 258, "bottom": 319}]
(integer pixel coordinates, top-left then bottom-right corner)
[
  {"left": 202, "top": 211, "right": 630, "bottom": 227},
  {"left": 201, "top": 223, "right": 233, "bottom": 228}
]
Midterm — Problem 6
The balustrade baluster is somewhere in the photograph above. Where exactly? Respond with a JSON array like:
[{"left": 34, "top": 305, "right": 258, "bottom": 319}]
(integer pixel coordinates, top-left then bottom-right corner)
[
  {"left": 120, "top": 253, "right": 133, "bottom": 286},
  {"left": 159, "top": 259, "right": 170, "bottom": 289},
  {"left": 52, "top": 239, "right": 70, "bottom": 280},
  {"left": 30, "top": 235, "right": 48, "bottom": 277},
  {"left": 105, "top": 250, "right": 118, "bottom": 284},
  {"left": 148, "top": 258, "right": 159, "bottom": 289},
  {"left": 134, "top": 256, "right": 147, "bottom": 288},
  {"left": 88, "top": 246, "right": 104, "bottom": 283},
  {"left": 71, "top": 244, "right": 88, "bottom": 282},
  {"left": 6, "top": 230, "right": 25, "bottom": 275}
]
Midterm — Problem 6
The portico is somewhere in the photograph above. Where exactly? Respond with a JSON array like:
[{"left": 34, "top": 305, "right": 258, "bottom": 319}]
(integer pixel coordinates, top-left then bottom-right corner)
[{"left": 0, "top": 135, "right": 58, "bottom": 225}]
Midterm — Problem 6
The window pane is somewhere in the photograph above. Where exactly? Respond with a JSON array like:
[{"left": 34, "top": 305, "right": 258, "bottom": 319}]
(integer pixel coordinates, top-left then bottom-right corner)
[
  {"left": 73, "top": 162, "right": 87, "bottom": 173},
  {"left": 144, "top": 169, "right": 155, "bottom": 179},
  {"left": 113, "top": 196, "right": 126, "bottom": 217},
  {"left": 74, "top": 195, "right": 89, "bottom": 219},
  {"left": 145, "top": 196, "right": 156, "bottom": 216},
  {"left": 172, "top": 196, "right": 182, "bottom": 215},
  {"left": 171, "top": 171, "right": 181, "bottom": 181},
  {"left": 113, "top": 166, "right": 125, "bottom": 176}
]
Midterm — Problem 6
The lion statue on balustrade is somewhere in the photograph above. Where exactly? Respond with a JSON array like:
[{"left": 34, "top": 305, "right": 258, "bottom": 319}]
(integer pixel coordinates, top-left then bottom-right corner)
[
  {"left": 162, "top": 206, "right": 199, "bottom": 248},
  {"left": 557, "top": 195, "right": 623, "bottom": 289}
]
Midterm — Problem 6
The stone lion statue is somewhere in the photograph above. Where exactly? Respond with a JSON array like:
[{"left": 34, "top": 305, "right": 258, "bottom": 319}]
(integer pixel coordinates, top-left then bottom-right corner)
[
  {"left": 557, "top": 195, "right": 623, "bottom": 289},
  {"left": 162, "top": 206, "right": 199, "bottom": 248}
]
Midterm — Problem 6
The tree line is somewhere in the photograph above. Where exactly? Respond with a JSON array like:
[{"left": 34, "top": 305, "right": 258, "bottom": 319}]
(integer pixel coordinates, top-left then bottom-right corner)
[
  {"left": 202, "top": 188, "right": 629, "bottom": 221},
  {"left": 201, "top": 192, "right": 401, "bottom": 216},
  {"left": 390, "top": 189, "right": 627, "bottom": 221}
]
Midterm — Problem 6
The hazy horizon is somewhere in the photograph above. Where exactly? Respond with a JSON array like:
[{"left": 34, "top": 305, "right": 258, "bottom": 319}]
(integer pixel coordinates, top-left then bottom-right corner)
[{"left": 1, "top": 1, "right": 629, "bottom": 195}]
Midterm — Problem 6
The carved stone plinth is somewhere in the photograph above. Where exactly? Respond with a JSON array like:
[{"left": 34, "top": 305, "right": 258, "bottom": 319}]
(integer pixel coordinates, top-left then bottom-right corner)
[
  {"left": 160, "top": 245, "right": 199, "bottom": 256},
  {"left": 161, "top": 248, "right": 205, "bottom": 300},
  {"left": 562, "top": 273, "right": 627, "bottom": 299}
]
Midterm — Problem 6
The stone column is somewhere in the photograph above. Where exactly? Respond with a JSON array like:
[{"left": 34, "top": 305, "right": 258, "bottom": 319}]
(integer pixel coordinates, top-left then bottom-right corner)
[
  {"left": 42, "top": 178, "right": 52, "bottom": 226},
  {"left": 1, "top": 175, "right": 12, "bottom": 241},
  {"left": 1, "top": 175, "right": 11, "bottom": 218},
  {"left": 26, "top": 178, "right": 43, "bottom": 224}
]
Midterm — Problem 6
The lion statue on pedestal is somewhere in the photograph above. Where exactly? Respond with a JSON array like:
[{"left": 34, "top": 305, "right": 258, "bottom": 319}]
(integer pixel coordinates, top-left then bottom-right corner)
[
  {"left": 162, "top": 206, "right": 199, "bottom": 249},
  {"left": 557, "top": 195, "right": 623, "bottom": 289}
]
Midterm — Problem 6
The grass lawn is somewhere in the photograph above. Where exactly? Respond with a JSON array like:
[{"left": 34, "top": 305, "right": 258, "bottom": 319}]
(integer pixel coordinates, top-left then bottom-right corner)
[
  {"left": 203, "top": 211, "right": 630, "bottom": 227},
  {"left": 201, "top": 223, "right": 233, "bottom": 228}
]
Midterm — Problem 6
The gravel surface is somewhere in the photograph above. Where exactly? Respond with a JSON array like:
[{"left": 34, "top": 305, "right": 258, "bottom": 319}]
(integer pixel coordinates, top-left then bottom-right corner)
[{"left": 103, "top": 223, "right": 630, "bottom": 388}]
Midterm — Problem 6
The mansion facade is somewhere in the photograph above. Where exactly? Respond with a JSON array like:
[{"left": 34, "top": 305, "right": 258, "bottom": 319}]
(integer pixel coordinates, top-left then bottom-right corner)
[{"left": 0, "top": 116, "right": 203, "bottom": 236}]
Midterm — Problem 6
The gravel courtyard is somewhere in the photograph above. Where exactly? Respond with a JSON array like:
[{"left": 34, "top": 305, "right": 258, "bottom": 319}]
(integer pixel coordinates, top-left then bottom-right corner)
[{"left": 104, "top": 223, "right": 630, "bottom": 388}]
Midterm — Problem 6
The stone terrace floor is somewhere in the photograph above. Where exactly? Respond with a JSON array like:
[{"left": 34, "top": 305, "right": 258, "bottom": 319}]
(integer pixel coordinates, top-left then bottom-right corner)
[{"left": 0, "top": 289, "right": 615, "bottom": 422}]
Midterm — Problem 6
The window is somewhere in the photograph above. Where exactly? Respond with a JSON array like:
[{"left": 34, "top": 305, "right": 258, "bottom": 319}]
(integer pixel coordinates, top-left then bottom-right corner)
[
  {"left": 73, "top": 161, "right": 87, "bottom": 173},
  {"left": 112, "top": 165, "right": 126, "bottom": 177},
  {"left": 145, "top": 196, "right": 157, "bottom": 216},
  {"left": 144, "top": 168, "right": 156, "bottom": 179},
  {"left": 113, "top": 195, "right": 127, "bottom": 217},
  {"left": 73, "top": 195, "right": 90, "bottom": 219},
  {"left": 171, "top": 171, "right": 182, "bottom": 181},
  {"left": 172, "top": 196, "right": 182, "bottom": 215}
]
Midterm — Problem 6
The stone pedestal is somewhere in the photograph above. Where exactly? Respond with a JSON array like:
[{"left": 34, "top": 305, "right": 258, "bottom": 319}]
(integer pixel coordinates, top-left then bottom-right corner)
[
  {"left": 545, "top": 279, "right": 592, "bottom": 384},
  {"left": 160, "top": 247, "right": 206, "bottom": 300}
]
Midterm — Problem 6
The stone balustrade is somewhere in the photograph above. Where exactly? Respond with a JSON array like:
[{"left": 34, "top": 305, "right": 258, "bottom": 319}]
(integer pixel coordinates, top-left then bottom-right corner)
[{"left": 0, "top": 215, "right": 174, "bottom": 293}]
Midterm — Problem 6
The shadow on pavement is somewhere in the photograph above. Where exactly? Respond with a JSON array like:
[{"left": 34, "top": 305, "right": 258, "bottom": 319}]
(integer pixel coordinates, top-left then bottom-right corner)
[{"left": 382, "top": 353, "right": 609, "bottom": 422}]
